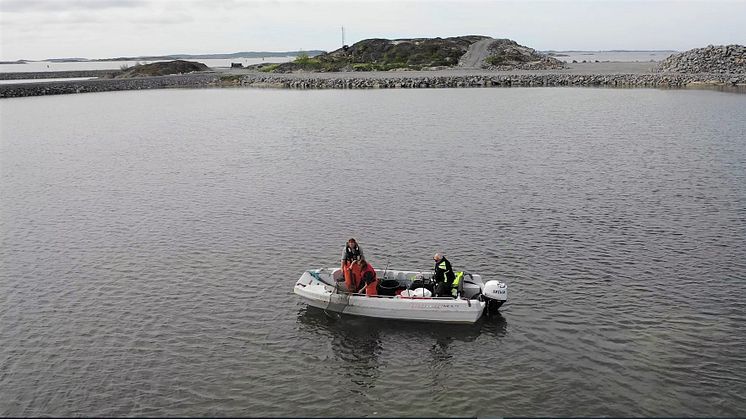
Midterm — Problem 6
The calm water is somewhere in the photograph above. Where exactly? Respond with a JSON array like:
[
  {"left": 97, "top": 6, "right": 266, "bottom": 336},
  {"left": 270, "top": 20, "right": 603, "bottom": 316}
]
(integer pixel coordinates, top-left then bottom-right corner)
[
  {"left": 550, "top": 50, "right": 676, "bottom": 63},
  {"left": 1, "top": 87, "right": 745, "bottom": 417}
]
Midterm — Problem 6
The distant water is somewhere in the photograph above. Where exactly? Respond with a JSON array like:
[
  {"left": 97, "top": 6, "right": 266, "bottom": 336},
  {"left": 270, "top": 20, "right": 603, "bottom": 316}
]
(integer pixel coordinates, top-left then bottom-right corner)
[
  {"left": 0, "top": 57, "right": 294, "bottom": 73},
  {"left": 1, "top": 88, "right": 745, "bottom": 417},
  {"left": 550, "top": 50, "right": 676, "bottom": 62}
]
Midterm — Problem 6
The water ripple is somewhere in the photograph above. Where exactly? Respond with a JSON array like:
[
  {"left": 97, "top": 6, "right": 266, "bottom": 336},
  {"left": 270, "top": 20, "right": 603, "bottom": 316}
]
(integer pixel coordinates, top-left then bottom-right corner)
[{"left": 1, "top": 88, "right": 745, "bottom": 416}]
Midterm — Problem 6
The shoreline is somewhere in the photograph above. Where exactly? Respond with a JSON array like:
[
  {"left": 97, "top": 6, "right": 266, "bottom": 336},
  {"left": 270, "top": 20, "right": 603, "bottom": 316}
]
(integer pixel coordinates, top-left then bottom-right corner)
[{"left": 1, "top": 65, "right": 744, "bottom": 98}]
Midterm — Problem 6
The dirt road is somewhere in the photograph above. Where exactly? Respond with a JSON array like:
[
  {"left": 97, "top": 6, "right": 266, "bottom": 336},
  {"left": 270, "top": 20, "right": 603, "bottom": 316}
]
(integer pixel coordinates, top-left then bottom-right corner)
[{"left": 458, "top": 38, "right": 494, "bottom": 68}]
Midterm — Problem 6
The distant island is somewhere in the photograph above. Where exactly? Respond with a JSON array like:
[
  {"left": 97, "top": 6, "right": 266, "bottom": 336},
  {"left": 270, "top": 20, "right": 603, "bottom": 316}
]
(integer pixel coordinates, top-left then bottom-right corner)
[
  {"left": 115, "top": 60, "right": 209, "bottom": 78},
  {"left": 11, "top": 51, "right": 324, "bottom": 64},
  {"left": 92, "top": 50, "right": 325, "bottom": 62}
]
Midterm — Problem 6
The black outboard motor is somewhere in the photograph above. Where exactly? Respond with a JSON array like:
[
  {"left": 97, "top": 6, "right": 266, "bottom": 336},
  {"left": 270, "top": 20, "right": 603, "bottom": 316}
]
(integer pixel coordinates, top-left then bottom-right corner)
[{"left": 481, "top": 280, "right": 508, "bottom": 314}]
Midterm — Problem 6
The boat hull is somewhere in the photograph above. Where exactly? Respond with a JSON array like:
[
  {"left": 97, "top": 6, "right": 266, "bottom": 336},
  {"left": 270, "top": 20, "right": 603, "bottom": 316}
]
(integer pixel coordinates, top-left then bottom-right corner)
[{"left": 294, "top": 269, "right": 489, "bottom": 324}]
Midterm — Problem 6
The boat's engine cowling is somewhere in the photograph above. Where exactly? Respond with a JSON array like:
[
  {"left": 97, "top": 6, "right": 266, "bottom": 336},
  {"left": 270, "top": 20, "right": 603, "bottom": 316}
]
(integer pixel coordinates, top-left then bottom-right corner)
[{"left": 482, "top": 280, "right": 507, "bottom": 314}]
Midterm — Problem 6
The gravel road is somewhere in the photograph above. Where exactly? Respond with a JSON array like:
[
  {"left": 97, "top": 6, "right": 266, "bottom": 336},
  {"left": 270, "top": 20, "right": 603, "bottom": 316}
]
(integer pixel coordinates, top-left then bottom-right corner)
[{"left": 458, "top": 38, "right": 494, "bottom": 68}]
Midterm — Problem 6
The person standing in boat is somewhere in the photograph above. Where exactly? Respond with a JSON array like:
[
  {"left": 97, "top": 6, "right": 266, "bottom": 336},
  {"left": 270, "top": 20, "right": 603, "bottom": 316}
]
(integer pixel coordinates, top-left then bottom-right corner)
[
  {"left": 433, "top": 253, "right": 455, "bottom": 297},
  {"left": 341, "top": 238, "right": 365, "bottom": 292},
  {"left": 356, "top": 259, "right": 379, "bottom": 296}
]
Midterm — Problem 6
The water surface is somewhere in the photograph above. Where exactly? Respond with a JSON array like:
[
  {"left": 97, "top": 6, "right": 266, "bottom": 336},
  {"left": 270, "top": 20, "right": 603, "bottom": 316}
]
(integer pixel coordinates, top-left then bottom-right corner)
[{"left": 1, "top": 87, "right": 745, "bottom": 416}]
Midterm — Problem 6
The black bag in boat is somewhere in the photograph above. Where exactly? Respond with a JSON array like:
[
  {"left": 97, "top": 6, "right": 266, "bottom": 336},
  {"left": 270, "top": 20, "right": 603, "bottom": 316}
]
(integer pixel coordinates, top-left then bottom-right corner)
[{"left": 377, "top": 279, "right": 400, "bottom": 296}]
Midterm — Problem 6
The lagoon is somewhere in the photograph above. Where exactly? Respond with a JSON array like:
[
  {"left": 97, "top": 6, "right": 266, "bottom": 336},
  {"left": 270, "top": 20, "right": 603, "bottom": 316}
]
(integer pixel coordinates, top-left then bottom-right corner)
[{"left": 1, "top": 87, "right": 745, "bottom": 416}]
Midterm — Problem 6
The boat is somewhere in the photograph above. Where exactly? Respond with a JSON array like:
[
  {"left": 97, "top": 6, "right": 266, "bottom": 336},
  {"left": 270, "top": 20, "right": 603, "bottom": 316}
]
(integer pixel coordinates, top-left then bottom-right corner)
[{"left": 293, "top": 267, "right": 507, "bottom": 324}]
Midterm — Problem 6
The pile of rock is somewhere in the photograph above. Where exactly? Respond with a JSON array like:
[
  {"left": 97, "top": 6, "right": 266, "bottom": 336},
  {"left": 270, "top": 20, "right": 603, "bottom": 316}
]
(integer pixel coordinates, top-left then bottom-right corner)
[
  {"left": 117, "top": 60, "right": 210, "bottom": 78},
  {"left": 482, "top": 39, "right": 566, "bottom": 70},
  {"left": 657, "top": 45, "right": 745, "bottom": 74}
]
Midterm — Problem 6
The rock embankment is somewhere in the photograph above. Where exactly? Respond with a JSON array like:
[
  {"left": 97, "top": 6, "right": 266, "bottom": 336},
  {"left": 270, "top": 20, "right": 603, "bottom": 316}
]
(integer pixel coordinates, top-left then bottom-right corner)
[
  {"left": 2, "top": 69, "right": 744, "bottom": 98},
  {"left": 0, "top": 70, "right": 119, "bottom": 80},
  {"left": 234, "top": 72, "right": 744, "bottom": 89},
  {"left": 0, "top": 73, "right": 220, "bottom": 98},
  {"left": 657, "top": 45, "right": 746, "bottom": 74}
]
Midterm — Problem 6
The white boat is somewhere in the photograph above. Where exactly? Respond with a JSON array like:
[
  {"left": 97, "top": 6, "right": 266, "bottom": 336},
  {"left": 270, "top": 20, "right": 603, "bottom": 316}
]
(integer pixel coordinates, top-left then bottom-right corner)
[{"left": 294, "top": 267, "right": 507, "bottom": 324}]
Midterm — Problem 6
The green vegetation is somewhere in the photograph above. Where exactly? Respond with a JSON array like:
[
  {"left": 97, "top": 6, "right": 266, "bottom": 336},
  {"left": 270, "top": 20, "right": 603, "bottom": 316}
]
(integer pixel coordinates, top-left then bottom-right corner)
[
  {"left": 219, "top": 74, "right": 242, "bottom": 83},
  {"left": 268, "top": 36, "right": 487, "bottom": 73},
  {"left": 352, "top": 63, "right": 374, "bottom": 71},
  {"left": 258, "top": 63, "right": 280, "bottom": 72},
  {"left": 290, "top": 52, "right": 338, "bottom": 71},
  {"left": 294, "top": 52, "right": 311, "bottom": 63}
]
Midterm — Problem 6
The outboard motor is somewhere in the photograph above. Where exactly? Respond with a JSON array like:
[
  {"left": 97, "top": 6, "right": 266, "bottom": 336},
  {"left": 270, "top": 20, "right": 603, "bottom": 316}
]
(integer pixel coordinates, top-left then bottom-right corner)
[{"left": 481, "top": 280, "right": 508, "bottom": 314}]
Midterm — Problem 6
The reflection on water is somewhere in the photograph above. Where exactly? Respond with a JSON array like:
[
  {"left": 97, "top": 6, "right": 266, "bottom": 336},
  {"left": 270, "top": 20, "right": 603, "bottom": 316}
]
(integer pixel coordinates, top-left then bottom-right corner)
[
  {"left": 297, "top": 306, "right": 507, "bottom": 348},
  {"left": 297, "top": 305, "right": 507, "bottom": 340},
  {"left": 296, "top": 306, "right": 508, "bottom": 399}
]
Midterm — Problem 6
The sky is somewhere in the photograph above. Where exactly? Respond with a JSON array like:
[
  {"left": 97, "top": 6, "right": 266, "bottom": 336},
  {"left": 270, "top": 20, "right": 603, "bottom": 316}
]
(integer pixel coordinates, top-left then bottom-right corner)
[{"left": 1, "top": 0, "right": 745, "bottom": 60}]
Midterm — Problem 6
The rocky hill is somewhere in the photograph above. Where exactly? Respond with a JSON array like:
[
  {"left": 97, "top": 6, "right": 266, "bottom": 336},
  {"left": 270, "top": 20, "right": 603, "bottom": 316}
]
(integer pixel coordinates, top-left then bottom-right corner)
[
  {"left": 482, "top": 39, "right": 566, "bottom": 70},
  {"left": 267, "top": 36, "right": 564, "bottom": 73},
  {"left": 657, "top": 45, "right": 745, "bottom": 74},
  {"left": 270, "top": 36, "right": 490, "bottom": 72},
  {"left": 116, "top": 60, "right": 209, "bottom": 78}
]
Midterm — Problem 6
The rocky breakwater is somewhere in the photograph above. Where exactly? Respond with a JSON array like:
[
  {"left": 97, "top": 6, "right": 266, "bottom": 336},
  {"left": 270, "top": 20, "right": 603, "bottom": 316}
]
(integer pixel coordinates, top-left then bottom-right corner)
[
  {"left": 657, "top": 45, "right": 745, "bottom": 74},
  {"left": 0, "top": 70, "right": 119, "bottom": 80},
  {"left": 0, "top": 73, "right": 221, "bottom": 98},
  {"left": 238, "top": 71, "right": 745, "bottom": 90},
  {"left": 0, "top": 60, "right": 217, "bottom": 98}
]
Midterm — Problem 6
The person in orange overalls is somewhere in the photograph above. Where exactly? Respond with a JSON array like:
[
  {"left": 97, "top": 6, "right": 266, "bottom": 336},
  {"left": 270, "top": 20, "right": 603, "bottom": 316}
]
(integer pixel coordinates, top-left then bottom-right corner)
[
  {"left": 357, "top": 260, "right": 379, "bottom": 296},
  {"left": 341, "top": 238, "right": 364, "bottom": 292}
]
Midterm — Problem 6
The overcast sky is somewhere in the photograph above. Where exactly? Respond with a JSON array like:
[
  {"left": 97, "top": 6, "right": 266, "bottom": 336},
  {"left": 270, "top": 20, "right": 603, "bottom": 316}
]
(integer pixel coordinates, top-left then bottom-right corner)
[{"left": 1, "top": 0, "right": 744, "bottom": 60}]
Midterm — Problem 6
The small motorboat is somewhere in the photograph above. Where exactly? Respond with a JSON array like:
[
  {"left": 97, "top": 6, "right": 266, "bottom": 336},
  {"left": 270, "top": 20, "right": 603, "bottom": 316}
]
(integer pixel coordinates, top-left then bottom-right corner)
[{"left": 294, "top": 267, "right": 507, "bottom": 324}]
